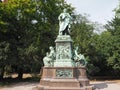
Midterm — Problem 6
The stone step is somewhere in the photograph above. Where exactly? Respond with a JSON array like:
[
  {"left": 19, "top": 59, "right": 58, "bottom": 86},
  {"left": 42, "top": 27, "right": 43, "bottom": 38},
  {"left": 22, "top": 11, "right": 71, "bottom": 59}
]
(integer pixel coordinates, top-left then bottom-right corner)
[
  {"left": 40, "top": 78, "right": 90, "bottom": 87},
  {"left": 33, "top": 85, "right": 93, "bottom": 90}
]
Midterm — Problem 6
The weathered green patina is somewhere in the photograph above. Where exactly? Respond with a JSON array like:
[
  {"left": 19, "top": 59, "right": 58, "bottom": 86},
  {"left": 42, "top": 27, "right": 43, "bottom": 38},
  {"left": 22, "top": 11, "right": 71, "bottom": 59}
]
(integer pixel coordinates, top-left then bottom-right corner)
[
  {"left": 56, "top": 69, "right": 73, "bottom": 78},
  {"left": 58, "top": 9, "right": 72, "bottom": 35}
]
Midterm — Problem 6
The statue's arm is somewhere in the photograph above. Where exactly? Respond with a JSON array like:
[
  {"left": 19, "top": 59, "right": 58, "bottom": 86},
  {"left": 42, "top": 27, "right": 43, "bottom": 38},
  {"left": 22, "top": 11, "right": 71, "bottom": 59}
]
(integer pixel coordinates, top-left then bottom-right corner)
[
  {"left": 74, "top": 50, "right": 79, "bottom": 57},
  {"left": 68, "top": 13, "right": 72, "bottom": 22},
  {"left": 58, "top": 13, "right": 62, "bottom": 20}
]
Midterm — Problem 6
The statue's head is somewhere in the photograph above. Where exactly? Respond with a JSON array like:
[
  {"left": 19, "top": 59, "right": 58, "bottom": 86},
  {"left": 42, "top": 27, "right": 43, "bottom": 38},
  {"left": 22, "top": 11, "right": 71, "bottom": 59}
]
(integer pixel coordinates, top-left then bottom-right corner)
[
  {"left": 49, "top": 46, "right": 54, "bottom": 50},
  {"left": 75, "top": 46, "right": 79, "bottom": 50},
  {"left": 63, "top": 9, "right": 67, "bottom": 13}
]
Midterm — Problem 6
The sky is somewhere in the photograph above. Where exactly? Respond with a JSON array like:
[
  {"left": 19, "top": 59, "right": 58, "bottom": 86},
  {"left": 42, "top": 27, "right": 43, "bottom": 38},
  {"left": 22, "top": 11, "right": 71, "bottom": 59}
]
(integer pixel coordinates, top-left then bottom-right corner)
[{"left": 65, "top": 0, "right": 119, "bottom": 25}]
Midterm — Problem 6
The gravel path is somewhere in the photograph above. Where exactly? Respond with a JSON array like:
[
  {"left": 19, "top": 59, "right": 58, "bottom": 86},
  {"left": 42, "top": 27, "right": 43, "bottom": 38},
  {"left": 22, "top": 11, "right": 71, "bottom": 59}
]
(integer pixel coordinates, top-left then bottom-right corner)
[{"left": 0, "top": 81, "right": 120, "bottom": 90}]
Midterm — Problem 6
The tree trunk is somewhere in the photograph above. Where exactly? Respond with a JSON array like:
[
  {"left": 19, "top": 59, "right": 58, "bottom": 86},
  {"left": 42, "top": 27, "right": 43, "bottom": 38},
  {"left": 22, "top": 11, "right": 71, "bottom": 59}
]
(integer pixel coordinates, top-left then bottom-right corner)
[
  {"left": 17, "top": 68, "right": 23, "bottom": 79},
  {"left": 0, "top": 67, "right": 4, "bottom": 79}
]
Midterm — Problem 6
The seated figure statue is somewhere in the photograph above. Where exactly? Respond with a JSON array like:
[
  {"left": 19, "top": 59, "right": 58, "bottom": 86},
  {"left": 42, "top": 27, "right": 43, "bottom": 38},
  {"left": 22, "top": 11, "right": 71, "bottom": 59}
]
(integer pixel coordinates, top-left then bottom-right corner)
[
  {"left": 73, "top": 46, "right": 87, "bottom": 66},
  {"left": 43, "top": 52, "right": 51, "bottom": 67},
  {"left": 43, "top": 46, "right": 55, "bottom": 67}
]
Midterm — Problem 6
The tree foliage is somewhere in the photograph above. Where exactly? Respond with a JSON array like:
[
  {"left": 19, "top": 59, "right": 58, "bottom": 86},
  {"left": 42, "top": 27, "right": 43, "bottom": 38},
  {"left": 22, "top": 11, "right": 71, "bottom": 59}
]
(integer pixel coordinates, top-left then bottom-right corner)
[
  {"left": 0, "top": 0, "right": 74, "bottom": 79},
  {"left": 105, "top": 13, "right": 120, "bottom": 75}
]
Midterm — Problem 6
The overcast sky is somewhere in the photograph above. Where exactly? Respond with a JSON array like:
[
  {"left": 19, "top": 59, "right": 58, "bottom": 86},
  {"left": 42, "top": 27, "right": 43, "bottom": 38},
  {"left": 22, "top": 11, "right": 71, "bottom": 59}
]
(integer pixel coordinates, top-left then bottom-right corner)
[{"left": 65, "top": 0, "right": 119, "bottom": 25}]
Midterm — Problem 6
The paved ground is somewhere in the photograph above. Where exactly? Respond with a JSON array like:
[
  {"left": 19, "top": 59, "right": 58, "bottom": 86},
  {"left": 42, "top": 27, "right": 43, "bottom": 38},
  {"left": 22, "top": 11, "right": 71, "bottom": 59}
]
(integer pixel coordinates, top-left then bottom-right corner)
[
  {"left": 0, "top": 82, "right": 37, "bottom": 90},
  {"left": 0, "top": 81, "right": 120, "bottom": 90},
  {"left": 92, "top": 81, "right": 120, "bottom": 90}
]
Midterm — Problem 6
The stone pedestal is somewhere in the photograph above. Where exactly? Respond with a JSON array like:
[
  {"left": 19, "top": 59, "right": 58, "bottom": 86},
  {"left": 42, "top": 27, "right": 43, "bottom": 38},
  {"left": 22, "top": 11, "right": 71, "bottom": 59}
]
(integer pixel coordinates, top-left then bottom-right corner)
[
  {"left": 33, "top": 67, "right": 93, "bottom": 90},
  {"left": 54, "top": 35, "right": 75, "bottom": 67},
  {"left": 33, "top": 35, "right": 93, "bottom": 90}
]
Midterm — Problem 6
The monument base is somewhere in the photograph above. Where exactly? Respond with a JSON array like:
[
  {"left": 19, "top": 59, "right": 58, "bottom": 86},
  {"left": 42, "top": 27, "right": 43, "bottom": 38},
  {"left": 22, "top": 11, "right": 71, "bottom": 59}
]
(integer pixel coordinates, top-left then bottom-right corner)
[{"left": 33, "top": 67, "right": 93, "bottom": 90}]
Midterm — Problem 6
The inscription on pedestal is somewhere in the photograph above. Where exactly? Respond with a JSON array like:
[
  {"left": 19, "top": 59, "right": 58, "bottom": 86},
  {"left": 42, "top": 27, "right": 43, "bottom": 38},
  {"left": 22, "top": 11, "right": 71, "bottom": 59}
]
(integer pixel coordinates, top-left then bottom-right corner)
[
  {"left": 56, "top": 69, "right": 73, "bottom": 78},
  {"left": 55, "top": 35, "right": 72, "bottom": 41}
]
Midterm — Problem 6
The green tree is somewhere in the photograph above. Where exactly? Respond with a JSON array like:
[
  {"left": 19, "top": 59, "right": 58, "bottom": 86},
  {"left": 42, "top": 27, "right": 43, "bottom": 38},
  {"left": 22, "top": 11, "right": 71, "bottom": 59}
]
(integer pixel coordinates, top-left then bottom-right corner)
[
  {"left": 0, "top": 41, "right": 10, "bottom": 79},
  {"left": 0, "top": 0, "right": 74, "bottom": 79},
  {"left": 105, "top": 6, "right": 120, "bottom": 75},
  {"left": 88, "top": 31, "right": 115, "bottom": 76},
  {"left": 71, "top": 14, "right": 94, "bottom": 53}
]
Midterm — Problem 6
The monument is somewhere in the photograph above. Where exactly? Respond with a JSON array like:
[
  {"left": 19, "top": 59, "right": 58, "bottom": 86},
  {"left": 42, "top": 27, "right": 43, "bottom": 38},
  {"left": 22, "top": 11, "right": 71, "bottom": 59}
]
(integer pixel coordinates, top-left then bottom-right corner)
[{"left": 33, "top": 9, "right": 93, "bottom": 90}]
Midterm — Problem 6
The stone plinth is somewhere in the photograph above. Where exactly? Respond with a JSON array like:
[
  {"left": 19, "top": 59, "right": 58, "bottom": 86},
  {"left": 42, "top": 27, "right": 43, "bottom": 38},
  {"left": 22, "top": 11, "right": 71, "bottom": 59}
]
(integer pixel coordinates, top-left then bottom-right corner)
[{"left": 33, "top": 67, "right": 93, "bottom": 90}]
